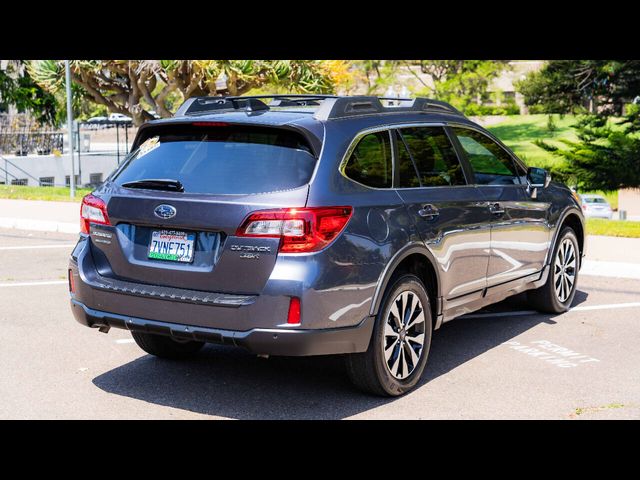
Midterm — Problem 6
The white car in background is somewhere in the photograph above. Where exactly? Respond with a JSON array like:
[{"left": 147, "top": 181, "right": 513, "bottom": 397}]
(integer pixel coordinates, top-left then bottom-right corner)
[
  {"left": 580, "top": 194, "right": 613, "bottom": 219},
  {"left": 108, "top": 113, "right": 133, "bottom": 123}
]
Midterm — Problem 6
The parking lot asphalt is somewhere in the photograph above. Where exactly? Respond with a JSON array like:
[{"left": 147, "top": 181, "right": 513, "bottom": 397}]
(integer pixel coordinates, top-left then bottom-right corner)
[{"left": 1, "top": 227, "right": 639, "bottom": 419}]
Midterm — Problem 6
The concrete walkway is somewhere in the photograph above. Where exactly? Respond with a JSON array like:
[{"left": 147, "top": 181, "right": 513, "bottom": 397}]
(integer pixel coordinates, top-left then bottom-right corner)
[
  {"left": 586, "top": 235, "right": 640, "bottom": 263},
  {"left": 0, "top": 199, "right": 79, "bottom": 233}
]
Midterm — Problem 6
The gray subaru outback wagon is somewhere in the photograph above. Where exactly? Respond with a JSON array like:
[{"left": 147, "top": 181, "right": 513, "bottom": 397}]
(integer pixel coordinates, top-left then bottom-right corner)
[{"left": 69, "top": 95, "right": 585, "bottom": 396}]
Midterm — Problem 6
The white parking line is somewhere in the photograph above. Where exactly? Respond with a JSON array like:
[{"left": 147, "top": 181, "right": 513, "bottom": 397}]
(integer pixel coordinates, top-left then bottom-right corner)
[
  {"left": 570, "top": 302, "right": 640, "bottom": 312},
  {"left": 0, "top": 280, "right": 67, "bottom": 288},
  {"left": 463, "top": 301, "right": 640, "bottom": 319},
  {"left": 462, "top": 310, "right": 539, "bottom": 319},
  {"left": 0, "top": 244, "right": 75, "bottom": 250}
]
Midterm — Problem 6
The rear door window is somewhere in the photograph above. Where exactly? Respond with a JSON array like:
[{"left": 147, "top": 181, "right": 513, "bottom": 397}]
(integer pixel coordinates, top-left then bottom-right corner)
[
  {"left": 112, "top": 125, "right": 316, "bottom": 195},
  {"left": 397, "top": 126, "right": 466, "bottom": 187},
  {"left": 396, "top": 130, "right": 421, "bottom": 188}
]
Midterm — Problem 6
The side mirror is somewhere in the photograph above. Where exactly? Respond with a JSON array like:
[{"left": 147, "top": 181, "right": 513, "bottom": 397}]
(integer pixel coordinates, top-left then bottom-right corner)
[{"left": 527, "top": 167, "right": 551, "bottom": 189}]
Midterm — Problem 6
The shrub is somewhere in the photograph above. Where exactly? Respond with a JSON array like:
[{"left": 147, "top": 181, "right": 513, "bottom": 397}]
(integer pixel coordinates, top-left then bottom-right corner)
[{"left": 464, "top": 103, "right": 520, "bottom": 116}]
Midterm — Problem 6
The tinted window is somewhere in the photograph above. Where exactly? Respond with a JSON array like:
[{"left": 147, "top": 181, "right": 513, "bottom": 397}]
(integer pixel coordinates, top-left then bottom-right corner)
[
  {"left": 112, "top": 125, "right": 316, "bottom": 195},
  {"left": 452, "top": 127, "right": 521, "bottom": 185},
  {"left": 396, "top": 131, "right": 421, "bottom": 188},
  {"left": 344, "top": 131, "right": 392, "bottom": 188},
  {"left": 398, "top": 127, "right": 466, "bottom": 187}
]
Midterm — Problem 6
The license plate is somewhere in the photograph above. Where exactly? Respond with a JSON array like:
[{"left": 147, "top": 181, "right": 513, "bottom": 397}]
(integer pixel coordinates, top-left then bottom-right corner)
[{"left": 148, "top": 230, "right": 195, "bottom": 263}]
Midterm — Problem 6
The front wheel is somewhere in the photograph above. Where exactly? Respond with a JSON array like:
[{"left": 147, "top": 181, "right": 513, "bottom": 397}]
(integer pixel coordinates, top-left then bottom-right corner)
[
  {"left": 345, "top": 274, "right": 433, "bottom": 396},
  {"left": 528, "top": 227, "right": 580, "bottom": 313}
]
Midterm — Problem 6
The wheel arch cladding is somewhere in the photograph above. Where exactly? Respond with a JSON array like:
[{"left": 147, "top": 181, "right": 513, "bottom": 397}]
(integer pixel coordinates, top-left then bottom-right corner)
[
  {"left": 561, "top": 212, "right": 584, "bottom": 259},
  {"left": 375, "top": 252, "right": 440, "bottom": 329}
]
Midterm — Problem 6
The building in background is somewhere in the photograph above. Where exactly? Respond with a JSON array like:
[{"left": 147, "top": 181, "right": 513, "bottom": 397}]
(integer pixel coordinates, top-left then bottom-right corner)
[
  {"left": 618, "top": 189, "right": 640, "bottom": 221},
  {"left": 485, "top": 61, "right": 544, "bottom": 113}
]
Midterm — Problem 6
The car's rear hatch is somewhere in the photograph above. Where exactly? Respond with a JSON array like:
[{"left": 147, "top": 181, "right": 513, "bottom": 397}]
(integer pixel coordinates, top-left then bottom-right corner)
[{"left": 87, "top": 122, "right": 318, "bottom": 295}]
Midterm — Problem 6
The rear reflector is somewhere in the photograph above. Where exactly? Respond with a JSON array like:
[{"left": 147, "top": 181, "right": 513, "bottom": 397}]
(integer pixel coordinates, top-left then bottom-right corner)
[
  {"left": 236, "top": 206, "right": 353, "bottom": 253},
  {"left": 287, "top": 297, "right": 301, "bottom": 324},
  {"left": 80, "top": 194, "right": 111, "bottom": 234},
  {"left": 68, "top": 269, "right": 75, "bottom": 293}
]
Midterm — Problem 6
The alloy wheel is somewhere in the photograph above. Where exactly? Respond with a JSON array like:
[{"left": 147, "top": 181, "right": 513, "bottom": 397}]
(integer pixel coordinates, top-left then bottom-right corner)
[
  {"left": 382, "top": 291, "right": 426, "bottom": 380},
  {"left": 554, "top": 238, "right": 577, "bottom": 303}
]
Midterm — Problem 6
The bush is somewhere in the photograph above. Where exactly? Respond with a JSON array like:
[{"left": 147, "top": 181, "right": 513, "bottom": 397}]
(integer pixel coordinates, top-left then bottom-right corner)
[
  {"left": 464, "top": 103, "right": 520, "bottom": 116},
  {"left": 626, "top": 103, "right": 639, "bottom": 116},
  {"left": 527, "top": 104, "right": 547, "bottom": 114}
]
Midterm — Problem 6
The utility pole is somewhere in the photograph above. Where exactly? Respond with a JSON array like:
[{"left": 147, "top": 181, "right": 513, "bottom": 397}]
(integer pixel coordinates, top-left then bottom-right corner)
[{"left": 65, "top": 60, "right": 75, "bottom": 199}]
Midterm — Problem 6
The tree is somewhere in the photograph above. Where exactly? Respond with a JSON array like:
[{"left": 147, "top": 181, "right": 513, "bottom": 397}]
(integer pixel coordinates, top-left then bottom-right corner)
[
  {"left": 353, "top": 61, "right": 400, "bottom": 95},
  {"left": 535, "top": 107, "right": 640, "bottom": 191},
  {"left": 413, "top": 60, "right": 510, "bottom": 113},
  {"left": 516, "top": 60, "right": 640, "bottom": 115},
  {"left": 27, "top": 60, "right": 352, "bottom": 126},
  {"left": 0, "top": 60, "right": 58, "bottom": 124}
]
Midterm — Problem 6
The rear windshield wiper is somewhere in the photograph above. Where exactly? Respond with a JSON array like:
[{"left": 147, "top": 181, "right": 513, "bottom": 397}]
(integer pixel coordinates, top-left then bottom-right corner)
[{"left": 121, "top": 179, "right": 185, "bottom": 193}]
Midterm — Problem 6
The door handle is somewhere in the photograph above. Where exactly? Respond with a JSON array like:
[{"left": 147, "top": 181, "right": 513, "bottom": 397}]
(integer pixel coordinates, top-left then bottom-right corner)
[
  {"left": 418, "top": 204, "right": 439, "bottom": 219},
  {"left": 488, "top": 202, "right": 505, "bottom": 215}
]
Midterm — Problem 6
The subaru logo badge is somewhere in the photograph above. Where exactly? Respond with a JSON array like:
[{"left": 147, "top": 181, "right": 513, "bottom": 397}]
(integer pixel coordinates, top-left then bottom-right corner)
[{"left": 154, "top": 204, "right": 176, "bottom": 219}]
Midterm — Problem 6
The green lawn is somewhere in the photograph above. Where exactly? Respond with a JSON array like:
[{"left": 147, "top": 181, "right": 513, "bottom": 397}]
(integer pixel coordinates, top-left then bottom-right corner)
[
  {"left": 586, "top": 218, "right": 640, "bottom": 238},
  {"left": 486, "top": 115, "right": 620, "bottom": 209},
  {"left": 486, "top": 114, "right": 580, "bottom": 169},
  {"left": 0, "top": 185, "right": 91, "bottom": 202}
]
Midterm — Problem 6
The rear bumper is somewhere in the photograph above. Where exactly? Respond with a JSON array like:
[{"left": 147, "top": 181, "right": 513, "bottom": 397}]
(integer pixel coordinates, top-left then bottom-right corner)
[
  {"left": 70, "top": 234, "right": 376, "bottom": 333},
  {"left": 70, "top": 299, "right": 375, "bottom": 356}
]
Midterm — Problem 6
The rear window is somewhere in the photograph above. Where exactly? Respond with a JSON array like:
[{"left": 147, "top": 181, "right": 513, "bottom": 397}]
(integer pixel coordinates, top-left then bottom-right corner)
[
  {"left": 584, "top": 197, "right": 607, "bottom": 204},
  {"left": 112, "top": 125, "right": 316, "bottom": 195}
]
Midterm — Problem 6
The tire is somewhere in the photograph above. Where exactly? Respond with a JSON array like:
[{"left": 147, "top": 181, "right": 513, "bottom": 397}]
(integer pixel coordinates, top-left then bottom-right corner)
[
  {"left": 528, "top": 227, "right": 580, "bottom": 313},
  {"left": 131, "top": 331, "right": 204, "bottom": 359},
  {"left": 345, "top": 274, "right": 433, "bottom": 397}
]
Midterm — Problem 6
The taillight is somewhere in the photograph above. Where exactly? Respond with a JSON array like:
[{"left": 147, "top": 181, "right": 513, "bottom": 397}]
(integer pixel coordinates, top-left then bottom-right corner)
[
  {"left": 582, "top": 204, "right": 587, "bottom": 210},
  {"left": 80, "top": 194, "right": 111, "bottom": 234},
  {"left": 236, "top": 206, "right": 353, "bottom": 253}
]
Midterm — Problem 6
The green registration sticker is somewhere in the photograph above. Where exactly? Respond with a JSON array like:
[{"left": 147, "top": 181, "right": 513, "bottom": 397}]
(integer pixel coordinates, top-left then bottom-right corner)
[
  {"left": 148, "top": 230, "right": 195, "bottom": 263},
  {"left": 148, "top": 251, "right": 179, "bottom": 261}
]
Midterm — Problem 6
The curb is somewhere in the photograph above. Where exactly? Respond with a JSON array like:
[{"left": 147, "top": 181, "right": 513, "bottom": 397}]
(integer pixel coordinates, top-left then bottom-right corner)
[{"left": 0, "top": 217, "right": 79, "bottom": 234}]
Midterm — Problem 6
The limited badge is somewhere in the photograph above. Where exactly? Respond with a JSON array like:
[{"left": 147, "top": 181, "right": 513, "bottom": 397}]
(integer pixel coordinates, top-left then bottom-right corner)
[{"left": 137, "top": 136, "right": 160, "bottom": 158}]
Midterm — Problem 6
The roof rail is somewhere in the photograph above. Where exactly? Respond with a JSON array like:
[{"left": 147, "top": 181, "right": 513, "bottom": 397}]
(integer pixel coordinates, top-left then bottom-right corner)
[
  {"left": 174, "top": 95, "right": 463, "bottom": 120},
  {"left": 313, "top": 96, "right": 463, "bottom": 120},
  {"left": 175, "top": 94, "right": 340, "bottom": 116}
]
